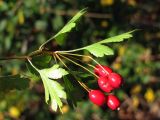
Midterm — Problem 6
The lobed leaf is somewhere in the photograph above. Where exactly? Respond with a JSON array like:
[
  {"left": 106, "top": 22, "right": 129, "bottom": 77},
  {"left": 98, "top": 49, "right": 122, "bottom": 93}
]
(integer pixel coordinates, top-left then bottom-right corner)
[
  {"left": 39, "top": 70, "right": 67, "bottom": 112},
  {"left": 84, "top": 44, "right": 114, "bottom": 57},
  {"left": 40, "top": 9, "right": 86, "bottom": 47},
  {"left": 55, "top": 23, "right": 76, "bottom": 38},
  {"left": 42, "top": 64, "right": 68, "bottom": 79},
  {"left": 38, "top": 64, "right": 68, "bottom": 112},
  {"left": 99, "top": 30, "right": 135, "bottom": 44},
  {"left": 68, "top": 9, "right": 87, "bottom": 24},
  {"left": 78, "top": 30, "right": 135, "bottom": 57}
]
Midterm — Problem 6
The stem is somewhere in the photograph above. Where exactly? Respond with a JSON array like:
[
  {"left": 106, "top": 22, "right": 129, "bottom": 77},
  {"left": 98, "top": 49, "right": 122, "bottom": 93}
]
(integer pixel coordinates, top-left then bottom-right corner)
[
  {"left": 77, "top": 81, "right": 90, "bottom": 92},
  {"left": 60, "top": 54, "right": 100, "bottom": 75},
  {"left": 28, "top": 49, "right": 43, "bottom": 57},
  {"left": 39, "top": 40, "right": 52, "bottom": 50},
  {"left": 58, "top": 52, "right": 110, "bottom": 75},
  {"left": 58, "top": 54, "right": 99, "bottom": 78},
  {"left": 53, "top": 54, "right": 57, "bottom": 64},
  {"left": 28, "top": 49, "right": 53, "bottom": 57},
  {"left": 55, "top": 53, "right": 90, "bottom": 92},
  {"left": 0, "top": 56, "right": 29, "bottom": 60},
  {"left": 0, "top": 49, "right": 52, "bottom": 61},
  {"left": 65, "top": 55, "right": 83, "bottom": 63},
  {"left": 27, "top": 58, "right": 39, "bottom": 71},
  {"left": 55, "top": 47, "right": 85, "bottom": 53},
  {"left": 55, "top": 53, "right": 68, "bottom": 69},
  {"left": 87, "top": 63, "right": 96, "bottom": 69}
]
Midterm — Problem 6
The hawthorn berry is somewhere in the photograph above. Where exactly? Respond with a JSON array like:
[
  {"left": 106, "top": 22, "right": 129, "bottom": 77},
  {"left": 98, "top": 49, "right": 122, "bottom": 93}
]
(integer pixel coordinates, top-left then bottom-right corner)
[
  {"left": 98, "top": 76, "right": 114, "bottom": 93},
  {"left": 106, "top": 95, "right": 120, "bottom": 110},
  {"left": 89, "top": 90, "right": 105, "bottom": 106},
  {"left": 94, "top": 65, "right": 112, "bottom": 77},
  {"left": 108, "top": 73, "right": 123, "bottom": 88}
]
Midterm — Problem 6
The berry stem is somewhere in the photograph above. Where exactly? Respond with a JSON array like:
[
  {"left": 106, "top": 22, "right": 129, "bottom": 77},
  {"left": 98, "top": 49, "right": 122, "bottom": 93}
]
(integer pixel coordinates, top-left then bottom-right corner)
[
  {"left": 77, "top": 81, "right": 90, "bottom": 92},
  {"left": 53, "top": 55, "right": 57, "bottom": 63},
  {"left": 55, "top": 53, "right": 90, "bottom": 92},
  {"left": 59, "top": 53, "right": 100, "bottom": 77},
  {"left": 58, "top": 53, "right": 99, "bottom": 78},
  {"left": 87, "top": 63, "right": 96, "bottom": 69},
  {"left": 57, "top": 52, "right": 110, "bottom": 75},
  {"left": 54, "top": 53, "right": 69, "bottom": 69}
]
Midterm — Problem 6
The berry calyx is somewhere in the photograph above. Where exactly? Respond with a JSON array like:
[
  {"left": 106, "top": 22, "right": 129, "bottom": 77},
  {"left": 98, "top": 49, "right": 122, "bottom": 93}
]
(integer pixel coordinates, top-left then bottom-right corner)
[
  {"left": 89, "top": 90, "right": 105, "bottom": 106},
  {"left": 108, "top": 73, "right": 123, "bottom": 88},
  {"left": 98, "top": 76, "right": 114, "bottom": 93},
  {"left": 106, "top": 95, "right": 120, "bottom": 110},
  {"left": 94, "top": 65, "right": 113, "bottom": 77}
]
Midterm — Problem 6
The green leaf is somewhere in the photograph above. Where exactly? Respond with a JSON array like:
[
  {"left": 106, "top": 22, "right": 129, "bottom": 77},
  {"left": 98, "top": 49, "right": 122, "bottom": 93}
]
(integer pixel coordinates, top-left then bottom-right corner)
[
  {"left": 67, "top": 30, "right": 135, "bottom": 57},
  {"left": 55, "top": 8, "right": 86, "bottom": 38},
  {"left": 84, "top": 44, "right": 114, "bottom": 57},
  {"left": 99, "top": 30, "right": 135, "bottom": 44},
  {"left": 55, "top": 33, "right": 67, "bottom": 45},
  {"left": 54, "top": 23, "right": 76, "bottom": 45},
  {"left": 39, "top": 70, "right": 66, "bottom": 112},
  {"left": 0, "top": 75, "right": 30, "bottom": 93},
  {"left": 36, "top": 64, "right": 68, "bottom": 112},
  {"left": 55, "top": 23, "right": 76, "bottom": 37},
  {"left": 50, "top": 80, "right": 66, "bottom": 110},
  {"left": 68, "top": 9, "right": 87, "bottom": 24},
  {"left": 40, "top": 74, "right": 49, "bottom": 103},
  {"left": 42, "top": 64, "right": 68, "bottom": 79},
  {"left": 27, "top": 59, "right": 68, "bottom": 112},
  {"left": 40, "top": 9, "right": 86, "bottom": 48}
]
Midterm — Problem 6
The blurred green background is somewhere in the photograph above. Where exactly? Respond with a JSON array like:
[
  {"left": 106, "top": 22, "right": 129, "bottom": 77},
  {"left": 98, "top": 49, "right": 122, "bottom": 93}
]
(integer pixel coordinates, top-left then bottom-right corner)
[{"left": 0, "top": 0, "right": 160, "bottom": 120}]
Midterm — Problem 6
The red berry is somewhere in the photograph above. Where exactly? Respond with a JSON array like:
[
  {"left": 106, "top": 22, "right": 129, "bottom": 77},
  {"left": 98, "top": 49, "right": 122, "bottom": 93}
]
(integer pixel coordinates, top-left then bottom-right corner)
[
  {"left": 94, "top": 65, "right": 113, "bottom": 77},
  {"left": 89, "top": 90, "right": 105, "bottom": 106},
  {"left": 98, "top": 76, "right": 114, "bottom": 93},
  {"left": 108, "top": 73, "right": 123, "bottom": 89},
  {"left": 106, "top": 95, "right": 120, "bottom": 110}
]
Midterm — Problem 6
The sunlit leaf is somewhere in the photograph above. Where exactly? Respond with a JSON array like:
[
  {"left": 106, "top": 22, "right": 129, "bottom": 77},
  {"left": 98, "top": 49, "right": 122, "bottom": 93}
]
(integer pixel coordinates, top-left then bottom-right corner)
[
  {"left": 67, "top": 30, "right": 135, "bottom": 57},
  {"left": 99, "top": 30, "right": 135, "bottom": 44},
  {"left": 42, "top": 64, "right": 68, "bottom": 79},
  {"left": 84, "top": 44, "right": 114, "bottom": 57},
  {"left": 38, "top": 65, "right": 67, "bottom": 112},
  {"left": 55, "top": 23, "right": 76, "bottom": 37}
]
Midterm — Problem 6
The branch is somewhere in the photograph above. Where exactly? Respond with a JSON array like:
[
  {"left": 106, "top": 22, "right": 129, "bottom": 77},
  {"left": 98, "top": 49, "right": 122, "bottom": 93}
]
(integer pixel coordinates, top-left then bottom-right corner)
[
  {"left": 0, "top": 49, "right": 53, "bottom": 61},
  {"left": 0, "top": 56, "right": 29, "bottom": 60}
]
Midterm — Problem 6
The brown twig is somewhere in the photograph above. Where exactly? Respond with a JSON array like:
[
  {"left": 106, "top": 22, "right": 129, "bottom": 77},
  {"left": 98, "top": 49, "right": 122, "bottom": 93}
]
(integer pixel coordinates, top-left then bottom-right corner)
[
  {"left": 0, "top": 49, "right": 53, "bottom": 61},
  {"left": 0, "top": 56, "right": 29, "bottom": 60}
]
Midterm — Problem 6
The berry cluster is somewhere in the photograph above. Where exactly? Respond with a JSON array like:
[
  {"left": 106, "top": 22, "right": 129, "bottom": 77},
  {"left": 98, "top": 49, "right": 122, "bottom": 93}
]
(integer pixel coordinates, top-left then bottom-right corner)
[{"left": 89, "top": 65, "right": 123, "bottom": 110}]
